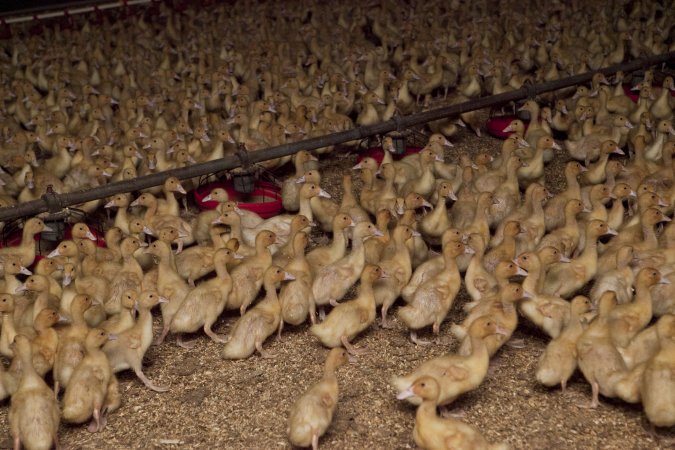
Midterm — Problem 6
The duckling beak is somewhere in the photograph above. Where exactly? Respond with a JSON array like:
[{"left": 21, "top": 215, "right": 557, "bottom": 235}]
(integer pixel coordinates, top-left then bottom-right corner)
[
  {"left": 606, "top": 228, "right": 618, "bottom": 235},
  {"left": 283, "top": 272, "right": 296, "bottom": 281},
  {"left": 158, "top": 296, "right": 170, "bottom": 304},
  {"left": 202, "top": 194, "right": 212, "bottom": 202},
  {"left": 57, "top": 314, "right": 70, "bottom": 324},
  {"left": 211, "top": 217, "right": 224, "bottom": 225},
  {"left": 659, "top": 276, "right": 671, "bottom": 285},
  {"left": 443, "top": 138, "right": 453, "bottom": 147},
  {"left": 104, "top": 200, "right": 115, "bottom": 208},
  {"left": 47, "top": 248, "right": 61, "bottom": 258},
  {"left": 559, "top": 255, "right": 571, "bottom": 263},
  {"left": 19, "top": 266, "right": 32, "bottom": 276},
  {"left": 295, "top": 175, "right": 306, "bottom": 184},
  {"left": 448, "top": 192, "right": 458, "bottom": 201},
  {"left": 421, "top": 200, "right": 433, "bottom": 209},
  {"left": 176, "top": 185, "right": 187, "bottom": 195},
  {"left": 135, "top": 151, "right": 144, "bottom": 159},
  {"left": 373, "top": 228, "right": 384, "bottom": 237},
  {"left": 308, "top": 221, "right": 317, "bottom": 228},
  {"left": 517, "top": 138, "right": 530, "bottom": 148},
  {"left": 502, "top": 123, "right": 514, "bottom": 133},
  {"left": 521, "top": 290, "right": 534, "bottom": 299},
  {"left": 612, "top": 148, "right": 624, "bottom": 155},
  {"left": 396, "top": 386, "right": 415, "bottom": 400},
  {"left": 15, "top": 284, "right": 27, "bottom": 293},
  {"left": 464, "top": 246, "right": 476, "bottom": 255},
  {"left": 411, "top": 230, "right": 421, "bottom": 237},
  {"left": 130, "top": 199, "right": 140, "bottom": 207},
  {"left": 514, "top": 266, "right": 528, "bottom": 277},
  {"left": 435, "top": 155, "right": 445, "bottom": 163},
  {"left": 379, "top": 269, "right": 391, "bottom": 279},
  {"left": 138, "top": 241, "right": 149, "bottom": 247},
  {"left": 234, "top": 206, "right": 245, "bottom": 216},
  {"left": 62, "top": 274, "right": 72, "bottom": 286},
  {"left": 495, "top": 324, "right": 510, "bottom": 336},
  {"left": 351, "top": 162, "right": 363, "bottom": 170},
  {"left": 319, "top": 189, "right": 332, "bottom": 199},
  {"left": 233, "top": 253, "right": 245, "bottom": 260},
  {"left": 552, "top": 141, "right": 562, "bottom": 150},
  {"left": 108, "top": 334, "right": 118, "bottom": 341},
  {"left": 143, "top": 226, "right": 155, "bottom": 236},
  {"left": 85, "top": 231, "right": 97, "bottom": 241},
  {"left": 42, "top": 225, "right": 53, "bottom": 232}
]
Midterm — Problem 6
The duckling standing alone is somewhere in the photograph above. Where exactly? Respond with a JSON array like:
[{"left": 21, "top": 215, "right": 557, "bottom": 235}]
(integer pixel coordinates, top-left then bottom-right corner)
[
  {"left": 62, "top": 328, "right": 120, "bottom": 433},
  {"left": 287, "top": 348, "right": 349, "bottom": 450}
]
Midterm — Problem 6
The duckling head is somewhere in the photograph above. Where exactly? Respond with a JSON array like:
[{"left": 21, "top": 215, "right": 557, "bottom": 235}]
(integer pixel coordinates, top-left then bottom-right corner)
[{"left": 396, "top": 375, "right": 440, "bottom": 402}]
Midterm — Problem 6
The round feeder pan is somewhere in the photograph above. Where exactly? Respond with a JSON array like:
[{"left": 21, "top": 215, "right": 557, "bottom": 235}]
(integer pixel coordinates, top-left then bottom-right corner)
[
  {"left": 356, "top": 146, "right": 424, "bottom": 165},
  {"left": 194, "top": 180, "right": 282, "bottom": 218},
  {"left": 486, "top": 115, "right": 529, "bottom": 139}
]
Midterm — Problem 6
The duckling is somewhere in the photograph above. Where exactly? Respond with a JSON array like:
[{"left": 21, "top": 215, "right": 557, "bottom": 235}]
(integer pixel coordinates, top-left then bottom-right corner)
[
  {"left": 9, "top": 335, "right": 60, "bottom": 450},
  {"left": 297, "top": 171, "right": 338, "bottom": 233},
  {"left": 640, "top": 314, "right": 675, "bottom": 429},
  {"left": 228, "top": 230, "right": 277, "bottom": 316},
  {"left": 279, "top": 232, "right": 315, "bottom": 330},
  {"left": 53, "top": 294, "right": 92, "bottom": 396},
  {"left": 420, "top": 182, "right": 457, "bottom": 239},
  {"left": 282, "top": 150, "right": 318, "bottom": 212},
  {"left": 338, "top": 174, "right": 370, "bottom": 225},
  {"left": 398, "top": 242, "right": 470, "bottom": 345},
  {"left": 0, "top": 255, "right": 32, "bottom": 296},
  {"left": 393, "top": 316, "right": 507, "bottom": 407},
  {"left": 103, "top": 290, "right": 168, "bottom": 392},
  {"left": 589, "top": 246, "right": 635, "bottom": 305},
  {"left": 310, "top": 265, "right": 383, "bottom": 355},
  {"left": 62, "top": 328, "right": 120, "bottom": 433},
  {"left": 536, "top": 296, "right": 593, "bottom": 392},
  {"left": 155, "top": 176, "right": 187, "bottom": 217},
  {"left": 464, "top": 234, "right": 497, "bottom": 303},
  {"left": 543, "top": 220, "right": 615, "bottom": 298},
  {"left": 287, "top": 348, "right": 349, "bottom": 450},
  {"left": 576, "top": 291, "right": 626, "bottom": 408},
  {"left": 483, "top": 221, "right": 521, "bottom": 273},
  {"left": 29, "top": 308, "right": 60, "bottom": 378},
  {"left": 143, "top": 240, "right": 190, "bottom": 345},
  {"left": 0, "top": 217, "right": 50, "bottom": 268},
  {"left": 100, "top": 290, "right": 137, "bottom": 335},
  {"left": 170, "top": 248, "right": 238, "bottom": 347},
  {"left": 396, "top": 376, "right": 508, "bottom": 450},
  {"left": 608, "top": 267, "right": 667, "bottom": 348},
  {"left": 581, "top": 140, "right": 624, "bottom": 185},
  {"left": 222, "top": 266, "right": 294, "bottom": 359},
  {"left": 537, "top": 199, "right": 585, "bottom": 258},
  {"left": 517, "top": 136, "right": 561, "bottom": 186},
  {"left": 400, "top": 149, "right": 442, "bottom": 199},
  {"left": 306, "top": 214, "right": 352, "bottom": 276},
  {"left": 106, "top": 237, "right": 145, "bottom": 315},
  {"left": 375, "top": 225, "right": 417, "bottom": 328},
  {"left": 312, "top": 222, "right": 382, "bottom": 318},
  {"left": 542, "top": 162, "right": 586, "bottom": 232},
  {"left": 272, "top": 215, "right": 312, "bottom": 268}
]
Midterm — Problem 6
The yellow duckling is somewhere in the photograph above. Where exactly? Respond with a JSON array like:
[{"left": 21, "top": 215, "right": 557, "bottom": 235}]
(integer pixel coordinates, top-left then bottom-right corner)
[
  {"left": 398, "top": 242, "right": 470, "bottom": 345},
  {"left": 393, "top": 316, "right": 507, "bottom": 407},
  {"left": 100, "top": 290, "right": 137, "bottom": 335},
  {"left": 0, "top": 217, "right": 50, "bottom": 268},
  {"left": 310, "top": 265, "right": 384, "bottom": 355},
  {"left": 420, "top": 181, "right": 457, "bottom": 239},
  {"left": 228, "top": 230, "right": 277, "bottom": 316},
  {"left": 282, "top": 150, "right": 318, "bottom": 212},
  {"left": 155, "top": 176, "right": 187, "bottom": 217},
  {"left": 536, "top": 296, "right": 593, "bottom": 392},
  {"left": 287, "top": 348, "right": 349, "bottom": 449},
  {"left": 279, "top": 232, "right": 315, "bottom": 330},
  {"left": 9, "top": 335, "right": 60, "bottom": 450},
  {"left": 62, "top": 328, "right": 120, "bottom": 433},
  {"left": 396, "top": 376, "right": 509, "bottom": 450},
  {"left": 305, "top": 214, "right": 353, "bottom": 276},
  {"left": 170, "top": 248, "right": 239, "bottom": 347},
  {"left": 640, "top": 314, "right": 675, "bottom": 430},
  {"left": 53, "top": 294, "right": 92, "bottom": 396},
  {"left": 222, "top": 266, "right": 294, "bottom": 359},
  {"left": 103, "top": 290, "right": 168, "bottom": 392}
]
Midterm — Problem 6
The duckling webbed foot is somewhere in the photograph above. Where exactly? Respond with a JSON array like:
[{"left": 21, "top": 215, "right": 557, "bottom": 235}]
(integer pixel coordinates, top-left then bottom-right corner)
[
  {"left": 256, "top": 341, "right": 276, "bottom": 359},
  {"left": 177, "top": 334, "right": 197, "bottom": 349},
  {"left": 380, "top": 307, "right": 394, "bottom": 329},
  {"left": 576, "top": 381, "right": 600, "bottom": 409},
  {"left": 204, "top": 326, "right": 228, "bottom": 344},
  {"left": 154, "top": 323, "right": 170, "bottom": 346},
  {"left": 87, "top": 408, "right": 103, "bottom": 433},
  {"left": 506, "top": 338, "right": 526, "bottom": 348},
  {"left": 134, "top": 366, "right": 169, "bottom": 392},
  {"left": 410, "top": 331, "right": 433, "bottom": 346},
  {"left": 341, "top": 336, "right": 367, "bottom": 356}
]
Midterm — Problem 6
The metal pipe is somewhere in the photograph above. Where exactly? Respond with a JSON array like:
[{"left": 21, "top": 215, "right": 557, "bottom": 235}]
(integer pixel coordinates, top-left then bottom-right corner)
[
  {"left": 1, "top": 1, "right": 153, "bottom": 24},
  {"left": 0, "top": 51, "right": 673, "bottom": 223}
]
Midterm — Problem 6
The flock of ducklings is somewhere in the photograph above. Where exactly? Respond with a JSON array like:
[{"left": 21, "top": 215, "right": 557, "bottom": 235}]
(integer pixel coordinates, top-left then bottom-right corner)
[{"left": 0, "top": 0, "right": 673, "bottom": 448}]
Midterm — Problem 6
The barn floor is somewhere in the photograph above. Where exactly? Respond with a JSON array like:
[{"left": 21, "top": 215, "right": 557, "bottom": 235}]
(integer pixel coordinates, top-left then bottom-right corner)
[{"left": 1, "top": 125, "right": 673, "bottom": 450}]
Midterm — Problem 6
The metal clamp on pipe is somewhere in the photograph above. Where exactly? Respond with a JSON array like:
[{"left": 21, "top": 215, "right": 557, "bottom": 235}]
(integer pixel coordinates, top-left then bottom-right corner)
[{"left": 42, "top": 185, "right": 64, "bottom": 214}]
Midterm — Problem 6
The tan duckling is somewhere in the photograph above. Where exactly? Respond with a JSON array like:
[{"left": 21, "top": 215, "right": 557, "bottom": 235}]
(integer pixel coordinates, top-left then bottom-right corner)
[
  {"left": 69, "top": 222, "right": 98, "bottom": 244},
  {"left": 640, "top": 314, "right": 675, "bottom": 429},
  {"left": 287, "top": 348, "right": 349, "bottom": 450},
  {"left": 400, "top": 149, "right": 443, "bottom": 199},
  {"left": 28, "top": 308, "right": 60, "bottom": 378},
  {"left": 306, "top": 214, "right": 353, "bottom": 276},
  {"left": 282, "top": 150, "right": 318, "bottom": 212},
  {"left": 517, "top": 136, "right": 561, "bottom": 186},
  {"left": 589, "top": 246, "right": 635, "bottom": 305},
  {"left": 228, "top": 230, "right": 277, "bottom": 316},
  {"left": 420, "top": 181, "right": 457, "bottom": 239},
  {"left": 581, "top": 140, "right": 624, "bottom": 185},
  {"left": 222, "top": 266, "right": 294, "bottom": 359},
  {"left": 279, "top": 232, "right": 316, "bottom": 330},
  {"left": 536, "top": 296, "right": 593, "bottom": 392},
  {"left": 62, "top": 328, "right": 120, "bottom": 433},
  {"left": 131, "top": 192, "right": 194, "bottom": 249},
  {"left": 398, "top": 242, "right": 471, "bottom": 345},
  {"left": 100, "top": 290, "right": 137, "bottom": 335},
  {"left": 15, "top": 274, "right": 58, "bottom": 331},
  {"left": 143, "top": 240, "right": 190, "bottom": 345},
  {"left": 103, "top": 290, "right": 168, "bottom": 392},
  {"left": 608, "top": 267, "right": 668, "bottom": 348},
  {"left": 338, "top": 174, "right": 370, "bottom": 225},
  {"left": 464, "top": 234, "right": 497, "bottom": 303},
  {"left": 106, "top": 237, "right": 146, "bottom": 315},
  {"left": 272, "top": 215, "right": 312, "bottom": 268},
  {"left": 104, "top": 194, "right": 132, "bottom": 235},
  {"left": 170, "top": 248, "right": 239, "bottom": 347},
  {"left": 33, "top": 258, "right": 63, "bottom": 301},
  {"left": 155, "top": 176, "right": 187, "bottom": 217},
  {"left": 402, "top": 229, "right": 464, "bottom": 303},
  {"left": 537, "top": 199, "right": 585, "bottom": 257},
  {"left": 9, "top": 335, "right": 60, "bottom": 450},
  {"left": 53, "top": 294, "right": 93, "bottom": 396},
  {"left": 0, "top": 255, "right": 32, "bottom": 297},
  {"left": 363, "top": 209, "right": 393, "bottom": 265},
  {"left": 393, "top": 316, "right": 507, "bottom": 407},
  {"left": 543, "top": 220, "right": 615, "bottom": 298},
  {"left": 576, "top": 291, "right": 625, "bottom": 408},
  {"left": 0, "top": 217, "right": 50, "bottom": 268},
  {"left": 483, "top": 221, "right": 521, "bottom": 273},
  {"left": 396, "top": 376, "right": 509, "bottom": 450},
  {"left": 312, "top": 222, "right": 382, "bottom": 318},
  {"left": 542, "top": 162, "right": 587, "bottom": 232},
  {"left": 297, "top": 171, "right": 338, "bottom": 233},
  {"left": 375, "top": 225, "right": 418, "bottom": 328},
  {"left": 310, "top": 265, "right": 383, "bottom": 355}
]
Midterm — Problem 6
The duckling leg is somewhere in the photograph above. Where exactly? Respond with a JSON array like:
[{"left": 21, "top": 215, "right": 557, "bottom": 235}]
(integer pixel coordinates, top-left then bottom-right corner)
[
  {"left": 154, "top": 323, "right": 171, "bottom": 345},
  {"left": 133, "top": 363, "right": 169, "bottom": 392},
  {"left": 255, "top": 340, "right": 276, "bottom": 359},
  {"left": 410, "top": 331, "right": 433, "bottom": 346},
  {"left": 341, "top": 335, "right": 366, "bottom": 355},
  {"left": 329, "top": 298, "right": 340, "bottom": 307},
  {"left": 319, "top": 306, "right": 326, "bottom": 321},
  {"left": 204, "top": 322, "right": 228, "bottom": 343},
  {"left": 277, "top": 320, "right": 284, "bottom": 340},
  {"left": 308, "top": 301, "right": 317, "bottom": 325},
  {"left": 577, "top": 381, "right": 600, "bottom": 409},
  {"left": 13, "top": 436, "right": 20, "bottom": 450},
  {"left": 177, "top": 333, "right": 197, "bottom": 349},
  {"left": 87, "top": 407, "right": 102, "bottom": 433},
  {"left": 311, "top": 431, "right": 320, "bottom": 450},
  {"left": 380, "top": 304, "right": 394, "bottom": 329}
]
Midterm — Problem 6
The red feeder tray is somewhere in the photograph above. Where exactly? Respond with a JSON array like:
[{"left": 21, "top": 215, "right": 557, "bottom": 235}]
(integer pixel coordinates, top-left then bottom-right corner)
[
  {"left": 356, "top": 146, "right": 423, "bottom": 165},
  {"left": 486, "top": 115, "right": 529, "bottom": 139},
  {"left": 193, "top": 180, "right": 282, "bottom": 218}
]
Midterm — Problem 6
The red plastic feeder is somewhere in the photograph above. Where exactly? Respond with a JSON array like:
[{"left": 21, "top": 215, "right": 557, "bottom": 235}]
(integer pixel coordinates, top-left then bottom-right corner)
[
  {"left": 356, "top": 146, "right": 423, "bottom": 165},
  {"left": 193, "top": 180, "right": 282, "bottom": 218},
  {"left": 486, "top": 115, "right": 529, "bottom": 139}
]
